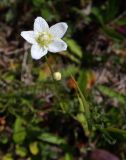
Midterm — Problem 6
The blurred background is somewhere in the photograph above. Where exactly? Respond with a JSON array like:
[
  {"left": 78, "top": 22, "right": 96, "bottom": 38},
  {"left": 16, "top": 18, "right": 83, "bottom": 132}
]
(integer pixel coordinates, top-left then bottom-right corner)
[{"left": 0, "top": 0, "right": 126, "bottom": 159}]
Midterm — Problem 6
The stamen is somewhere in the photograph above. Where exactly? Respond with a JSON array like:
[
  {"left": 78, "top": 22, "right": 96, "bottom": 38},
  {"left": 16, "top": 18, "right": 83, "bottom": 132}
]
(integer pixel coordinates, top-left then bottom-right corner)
[{"left": 36, "top": 31, "right": 53, "bottom": 47}]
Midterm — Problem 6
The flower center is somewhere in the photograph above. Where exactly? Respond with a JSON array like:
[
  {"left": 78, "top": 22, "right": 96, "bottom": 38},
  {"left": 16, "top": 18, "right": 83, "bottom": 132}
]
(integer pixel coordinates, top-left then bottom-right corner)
[{"left": 36, "top": 31, "right": 53, "bottom": 47}]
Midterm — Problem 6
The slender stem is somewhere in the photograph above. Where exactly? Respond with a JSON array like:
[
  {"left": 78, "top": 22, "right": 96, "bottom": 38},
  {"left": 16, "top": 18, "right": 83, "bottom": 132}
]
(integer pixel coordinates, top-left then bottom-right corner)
[
  {"left": 45, "top": 55, "right": 61, "bottom": 105},
  {"left": 45, "top": 56, "right": 55, "bottom": 81}
]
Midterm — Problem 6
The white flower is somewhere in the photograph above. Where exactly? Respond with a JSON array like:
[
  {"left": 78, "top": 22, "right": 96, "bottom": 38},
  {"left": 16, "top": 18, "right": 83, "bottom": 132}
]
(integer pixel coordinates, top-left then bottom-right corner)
[{"left": 21, "top": 17, "right": 68, "bottom": 60}]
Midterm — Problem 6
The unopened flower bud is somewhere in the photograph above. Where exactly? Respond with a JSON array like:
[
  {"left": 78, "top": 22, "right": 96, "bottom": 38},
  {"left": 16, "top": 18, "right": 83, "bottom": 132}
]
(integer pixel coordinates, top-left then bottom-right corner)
[{"left": 53, "top": 72, "right": 61, "bottom": 81}]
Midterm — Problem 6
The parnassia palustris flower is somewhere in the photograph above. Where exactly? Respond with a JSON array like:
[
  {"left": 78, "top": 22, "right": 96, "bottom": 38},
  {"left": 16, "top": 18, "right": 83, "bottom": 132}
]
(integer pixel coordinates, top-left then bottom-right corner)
[{"left": 21, "top": 17, "right": 68, "bottom": 60}]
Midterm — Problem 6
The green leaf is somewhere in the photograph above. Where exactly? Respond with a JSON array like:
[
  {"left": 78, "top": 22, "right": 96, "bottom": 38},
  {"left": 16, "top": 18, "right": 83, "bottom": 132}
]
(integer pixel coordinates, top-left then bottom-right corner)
[
  {"left": 38, "top": 70, "right": 48, "bottom": 81},
  {"left": 3, "top": 72, "right": 15, "bottom": 82},
  {"left": 65, "top": 38, "right": 83, "bottom": 59},
  {"left": 71, "top": 77, "right": 90, "bottom": 120},
  {"left": 98, "top": 85, "right": 126, "bottom": 104},
  {"left": 63, "top": 51, "right": 80, "bottom": 64},
  {"left": 29, "top": 142, "right": 39, "bottom": 155},
  {"left": 13, "top": 118, "right": 26, "bottom": 144},
  {"left": 3, "top": 153, "right": 13, "bottom": 160},
  {"left": 65, "top": 153, "right": 73, "bottom": 160},
  {"left": 5, "top": 9, "right": 16, "bottom": 23},
  {"left": 38, "top": 133, "right": 66, "bottom": 145},
  {"left": 102, "top": 27, "right": 125, "bottom": 41},
  {"left": 41, "top": 8, "right": 55, "bottom": 22},
  {"left": 115, "top": 17, "right": 126, "bottom": 25},
  {"left": 77, "top": 70, "right": 87, "bottom": 92},
  {"left": 76, "top": 95, "right": 89, "bottom": 136},
  {"left": 70, "top": 76, "right": 90, "bottom": 135},
  {"left": 105, "top": 0, "right": 121, "bottom": 21},
  {"left": 105, "top": 127, "right": 126, "bottom": 135},
  {"left": 0, "top": 133, "right": 8, "bottom": 144},
  {"left": 92, "top": 7, "right": 104, "bottom": 25},
  {"left": 16, "top": 145, "right": 27, "bottom": 157},
  {"left": 32, "top": 0, "right": 45, "bottom": 7},
  {"left": 62, "top": 65, "right": 78, "bottom": 78}
]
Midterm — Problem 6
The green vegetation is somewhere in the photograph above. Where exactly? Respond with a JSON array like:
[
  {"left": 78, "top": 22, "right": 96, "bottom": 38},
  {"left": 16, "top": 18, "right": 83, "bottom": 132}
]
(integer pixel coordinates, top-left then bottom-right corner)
[{"left": 0, "top": 0, "right": 126, "bottom": 159}]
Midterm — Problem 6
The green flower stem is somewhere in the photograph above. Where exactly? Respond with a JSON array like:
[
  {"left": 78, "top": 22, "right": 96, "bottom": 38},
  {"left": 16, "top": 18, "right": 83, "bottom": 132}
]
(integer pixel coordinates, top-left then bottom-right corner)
[
  {"left": 45, "top": 55, "right": 55, "bottom": 81},
  {"left": 45, "top": 55, "right": 60, "bottom": 105}
]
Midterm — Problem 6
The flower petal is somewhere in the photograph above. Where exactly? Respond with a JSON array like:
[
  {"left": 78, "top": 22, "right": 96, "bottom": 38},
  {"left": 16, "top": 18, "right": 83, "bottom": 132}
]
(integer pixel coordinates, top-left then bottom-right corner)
[
  {"left": 48, "top": 39, "right": 67, "bottom": 53},
  {"left": 31, "top": 44, "right": 48, "bottom": 60},
  {"left": 49, "top": 23, "right": 68, "bottom": 38},
  {"left": 21, "top": 31, "right": 35, "bottom": 44},
  {"left": 34, "top": 17, "right": 49, "bottom": 33}
]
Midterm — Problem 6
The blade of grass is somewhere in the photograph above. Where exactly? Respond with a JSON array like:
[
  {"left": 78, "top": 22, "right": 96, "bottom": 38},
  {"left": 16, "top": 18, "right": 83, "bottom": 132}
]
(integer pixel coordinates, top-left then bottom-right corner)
[{"left": 71, "top": 75, "right": 91, "bottom": 135}]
